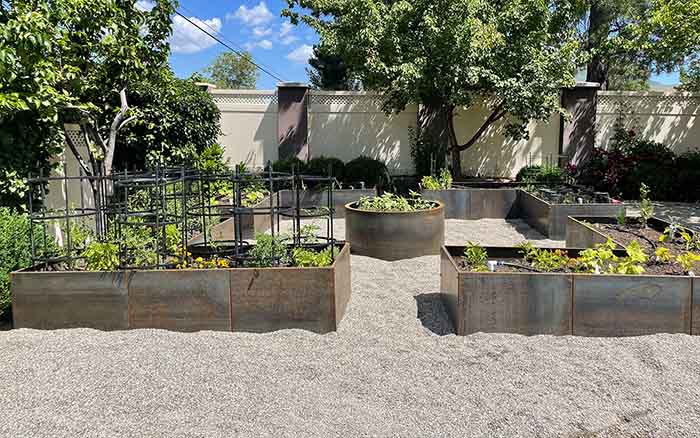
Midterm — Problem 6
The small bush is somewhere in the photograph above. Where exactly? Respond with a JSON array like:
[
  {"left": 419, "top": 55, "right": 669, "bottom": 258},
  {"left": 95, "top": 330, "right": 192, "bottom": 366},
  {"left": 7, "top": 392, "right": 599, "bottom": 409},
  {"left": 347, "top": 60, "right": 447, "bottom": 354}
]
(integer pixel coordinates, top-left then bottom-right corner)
[
  {"left": 0, "top": 209, "right": 32, "bottom": 320},
  {"left": 515, "top": 165, "right": 565, "bottom": 185},
  {"left": 306, "top": 156, "right": 345, "bottom": 180},
  {"left": 344, "top": 156, "right": 390, "bottom": 189},
  {"left": 271, "top": 157, "right": 307, "bottom": 175}
]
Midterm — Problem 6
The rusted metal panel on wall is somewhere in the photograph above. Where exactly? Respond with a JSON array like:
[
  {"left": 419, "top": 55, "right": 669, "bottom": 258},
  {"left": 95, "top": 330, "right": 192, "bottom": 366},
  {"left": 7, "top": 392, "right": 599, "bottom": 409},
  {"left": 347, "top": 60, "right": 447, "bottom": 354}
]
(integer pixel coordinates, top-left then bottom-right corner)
[
  {"left": 230, "top": 266, "right": 335, "bottom": 333},
  {"left": 440, "top": 246, "right": 462, "bottom": 334},
  {"left": 128, "top": 270, "right": 231, "bottom": 332},
  {"left": 422, "top": 190, "right": 469, "bottom": 219},
  {"left": 345, "top": 203, "right": 445, "bottom": 261},
  {"left": 573, "top": 275, "right": 691, "bottom": 336},
  {"left": 469, "top": 189, "right": 519, "bottom": 219},
  {"left": 459, "top": 272, "right": 572, "bottom": 336},
  {"left": 12, "top": 271, "right": 130, "bottom": 330},
  {"left": 278, "top": 84, "right": 309, "bottom": 160},
  {"left": 693, "top": 279, "right": 700, "bottom": 335},
  {"left": 518, "top": 190, "right": 551, "bottom": 237},
  {"left": 333, "top": 244, "right": 352, "bottom": 325},
  {"left": 565, "top": 217, "right": 611, "bottom": 248},
  {"left": 549, "top": 204, "right": 623, "bottom": 240}
]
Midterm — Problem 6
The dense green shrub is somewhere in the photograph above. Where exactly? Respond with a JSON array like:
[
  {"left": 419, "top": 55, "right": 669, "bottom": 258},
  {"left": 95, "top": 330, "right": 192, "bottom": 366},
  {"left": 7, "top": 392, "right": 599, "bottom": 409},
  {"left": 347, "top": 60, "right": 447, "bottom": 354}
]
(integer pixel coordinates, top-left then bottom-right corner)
[
  {"left": 271, "top": 157, "right": 308, "bottom": 175},
  {"left": 114, "top": 74, "right": 222, "bottom": 170},
  {"left": 515, "top": 165, "right": 565, "bottom": 185},
  {"left": 306, "top": 156, "right": 345, "bottom": 180},
  {"left": 0, "top": 209, "right": 32, "bottom": 320},
  {"left": 344, "top": 156, "right": 390, "bottom": 189},
  {"left": 577, "top": 126, "right": 700, "bottom": 201}
]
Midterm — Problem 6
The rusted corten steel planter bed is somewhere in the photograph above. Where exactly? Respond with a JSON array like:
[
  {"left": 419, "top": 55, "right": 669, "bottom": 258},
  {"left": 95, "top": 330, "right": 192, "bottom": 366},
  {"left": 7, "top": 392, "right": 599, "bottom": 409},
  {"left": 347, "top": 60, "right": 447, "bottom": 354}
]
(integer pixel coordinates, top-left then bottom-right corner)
[
  {"left": 566, "top": 216, "right": 691, "bottom": 249},
  {"left": 345, "top": 201, "right": 445, "bottom": 261},
  {"left": 517, "top": 190, "right": 624, "bottom": 240},
  {"left": 422, "top": 188, "right": 519, "bottom": 219},
  {"left": 440, "top": 246, "right": 696, "bottom": 337},
  {"left": 11, "top": 243, "right": 351, "bottom": 334}
]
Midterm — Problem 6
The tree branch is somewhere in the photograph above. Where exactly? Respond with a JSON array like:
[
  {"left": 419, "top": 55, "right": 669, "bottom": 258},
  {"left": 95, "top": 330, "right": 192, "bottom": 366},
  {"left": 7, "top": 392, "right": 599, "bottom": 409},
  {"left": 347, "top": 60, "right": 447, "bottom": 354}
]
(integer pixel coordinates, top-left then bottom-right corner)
[
  {"left": 104, "top": 88, "right": 131, "bottom": 175},
  {"left": 456, "top": 104, "right": 506, "bottom": 152}
]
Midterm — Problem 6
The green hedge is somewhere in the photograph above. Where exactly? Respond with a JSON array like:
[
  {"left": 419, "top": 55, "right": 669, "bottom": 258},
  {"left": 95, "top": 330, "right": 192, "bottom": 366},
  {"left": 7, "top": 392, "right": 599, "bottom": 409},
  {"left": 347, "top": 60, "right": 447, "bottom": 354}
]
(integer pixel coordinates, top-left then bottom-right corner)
[{"left": 0, "top": 208, "right": 32, "bottom": 320}]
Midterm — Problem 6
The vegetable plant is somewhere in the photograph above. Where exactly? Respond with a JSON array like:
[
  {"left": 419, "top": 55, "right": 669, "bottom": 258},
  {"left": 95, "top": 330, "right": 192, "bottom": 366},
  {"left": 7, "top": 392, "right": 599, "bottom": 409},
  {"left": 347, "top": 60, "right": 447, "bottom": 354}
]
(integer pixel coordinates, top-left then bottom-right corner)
[
  {"left": 616, "top": 208, "right": 627, "bottom": 226},
  {"left": 421, "top": 168, "right": 452, "bottom": 190},
  {"left": 247, "top": 233, "right": 290, "bottom": 267},
  {"left": 83, "top": 242, "right": 119, "bottom": 271},
  {"left": 638, "top": 183, "right": 654, "bottom": 227},
  {"left": 292, "top": 247, "right": 335, "bottom": 267},
  {"left": 517, "top": 242, "right": 571, "bottom": 272},
  {"left": 463, "top": 242, "right": 488, "bottom": 272},
  {"left": 677, "top": 252, "right": 700, "bottom": 274},
  {"left": 355, "top": 191, "right": 435, "bottom": 212}
]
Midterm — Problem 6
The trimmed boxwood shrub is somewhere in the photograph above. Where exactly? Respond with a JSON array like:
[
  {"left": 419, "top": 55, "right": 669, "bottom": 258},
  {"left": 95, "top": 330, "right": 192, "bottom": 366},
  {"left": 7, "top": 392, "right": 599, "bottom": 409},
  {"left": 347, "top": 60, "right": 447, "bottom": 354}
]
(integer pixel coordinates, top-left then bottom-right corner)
[
  {"left": 271, "top": 157, "right": 308, "bottom": 175},
  {"left": 306, "top": 156, "right": 345, "bottom": 180},
  {"left": 0, "top": 208, "right": 32, "bottom": 321},
  {"left": 344, "top": 156, "right": 390, "bottom": 189}
]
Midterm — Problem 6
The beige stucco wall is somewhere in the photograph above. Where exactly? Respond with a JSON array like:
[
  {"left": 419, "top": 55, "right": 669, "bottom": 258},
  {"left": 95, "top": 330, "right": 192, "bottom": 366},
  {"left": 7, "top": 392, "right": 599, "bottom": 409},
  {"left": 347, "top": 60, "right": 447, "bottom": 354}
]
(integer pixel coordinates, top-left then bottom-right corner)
[
  {"left": 213, "top": 90, "right": 279, "bottom": 169},
  {"left": 596, "top": 91, "right": 700, "bottom": 155},
  {"left": 453, "top": 103, "right": 561, "bottom": 178},
  {"left": 308, "top": 92, "right": 417, "bottom": 174}
]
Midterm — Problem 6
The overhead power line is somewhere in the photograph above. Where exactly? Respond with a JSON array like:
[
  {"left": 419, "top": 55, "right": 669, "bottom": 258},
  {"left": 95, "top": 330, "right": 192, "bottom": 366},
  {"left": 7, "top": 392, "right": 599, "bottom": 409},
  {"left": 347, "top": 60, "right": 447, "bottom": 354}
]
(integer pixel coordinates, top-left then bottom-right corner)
[{"left": 173, "top": 8, "right": 287, "bottom": 83}]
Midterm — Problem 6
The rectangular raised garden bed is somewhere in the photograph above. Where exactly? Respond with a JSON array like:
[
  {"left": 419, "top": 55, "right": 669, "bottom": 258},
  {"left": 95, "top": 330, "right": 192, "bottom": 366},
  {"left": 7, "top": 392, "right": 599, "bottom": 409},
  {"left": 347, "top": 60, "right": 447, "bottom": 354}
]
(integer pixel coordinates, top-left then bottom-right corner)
[
  {"left": 517, "top": 190, "right": 624, "bottom": 240},
  {"left": 12, "top": 243, "right": 351, "bottom": 334},
  {"left": 566, "top": 216, "right": 689, "bottom": 249},
  {"left": 440, "top": 245, "right": 695, "bottom": 337},
  {"left": 422, "top": 188, "right": 519, "bottom": 219}
]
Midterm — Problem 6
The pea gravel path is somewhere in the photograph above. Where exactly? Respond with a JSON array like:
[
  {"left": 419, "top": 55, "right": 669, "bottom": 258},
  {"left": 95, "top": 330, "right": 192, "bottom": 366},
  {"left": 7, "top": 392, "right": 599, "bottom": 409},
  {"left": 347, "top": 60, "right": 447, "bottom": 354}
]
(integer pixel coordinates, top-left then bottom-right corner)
[{"left": 2, "top": 221, "right": 700, "bottom": 437}]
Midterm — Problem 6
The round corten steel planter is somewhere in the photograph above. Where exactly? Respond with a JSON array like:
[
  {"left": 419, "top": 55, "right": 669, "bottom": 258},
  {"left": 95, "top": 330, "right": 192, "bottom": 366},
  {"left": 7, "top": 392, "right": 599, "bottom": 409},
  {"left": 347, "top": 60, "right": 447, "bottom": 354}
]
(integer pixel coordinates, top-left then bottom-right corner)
[{"left": 345, "top": 201, "right": 445, "bottom": 261}]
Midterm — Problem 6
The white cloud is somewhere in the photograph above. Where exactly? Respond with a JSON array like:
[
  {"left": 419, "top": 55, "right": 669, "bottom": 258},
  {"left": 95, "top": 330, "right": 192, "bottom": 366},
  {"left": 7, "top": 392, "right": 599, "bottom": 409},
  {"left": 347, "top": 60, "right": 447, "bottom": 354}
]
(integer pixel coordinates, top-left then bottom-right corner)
[
  {"left": 244, "top": 39, "right": 273, "bottom": 51},
  {"left": 253, "top": 27, "right": 272, "bottom": 38},
  {"left": 228, "top": 2, "right": 273, "bottom": 26},
  {"left": 135, "top": 0, "right": 154, "bottom": 11},
  {"left": 279, "top": 22, "right": 297, "bottom": 45},
  {"left": 286, "top": 44, "right": 314, "bottom": 64},
  {"left": 170, "top": 15, "right": 222, "bottom": 54}
]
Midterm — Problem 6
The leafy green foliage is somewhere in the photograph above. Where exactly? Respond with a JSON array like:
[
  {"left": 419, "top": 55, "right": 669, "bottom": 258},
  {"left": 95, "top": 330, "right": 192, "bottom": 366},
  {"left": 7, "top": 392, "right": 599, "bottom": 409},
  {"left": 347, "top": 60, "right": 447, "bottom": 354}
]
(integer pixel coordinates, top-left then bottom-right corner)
[
  {"left": 616, "top": 208, "right": 627, "bottom": 226},
  {"left": 292, "top": 247, "right": 335, "bottom": 267},
  {"left": 638, "top": 183, "right": 654, "bottom": 227},
  {"left": 517, "top": 242, "right": 572, "bottom": 273},
  {"left": 247, "top": 233, "right": 289, "bottom": 268},
  {"left": 421, "top": 169, "right": 452, "bottom": 190},
  {"left": 516, "top": 165, "right": 565, "bottom": 185},
  {"left": 285, "top": 0, "right": 582, "bottom": 175},
  {"left": 355, "top": 192, "right": 435, "bottom": 212},
  {"left": 677, "top": 252, "right": 700, "bottom": 274},
  {"left": 0, "top": 0, "right": 175, "bottom": 206},
  {"left": 116, "top": 73, "right": 222, "bottom": 170},
  {"left": 409, "top": 126, "right": 448, "bottom": 179},
  {"left": 195, "top": 144, "right": 230, "bottom": 174},
  {"left": 0, "top": 208, "right": 59, "bottom": 317},
  {"left": 83, "top": 242, "right": 119, "bottom": 271},
  {"left": 616, "top": 241, "right": 647, "bottom": 275},
  {"left": 577, "top": 239, "right": 620, "bottom": 274},
  {"left": 306, "top": 156, "right": 345, "bottom": 180},
  {"left": 463, "top": 242, "right": 488, "bottom": 272},
  {"left": 308, "top": 44, "right": 357, "bottom": 91},
  {"left": 344, "top": 156, "right": 390, "bottom": 188},
  {"left": 271, "top": 157, "right": 307, "bottom": 175},
  {"left": 203, "top": 52, "right": 257, "bottom": 89}
]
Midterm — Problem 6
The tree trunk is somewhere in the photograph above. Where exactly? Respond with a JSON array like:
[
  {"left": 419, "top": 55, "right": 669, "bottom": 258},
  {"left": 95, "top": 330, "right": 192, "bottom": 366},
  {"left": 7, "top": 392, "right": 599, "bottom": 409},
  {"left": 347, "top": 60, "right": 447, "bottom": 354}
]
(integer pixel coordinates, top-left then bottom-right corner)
[
  {"left": 417, "top": 99, "right": 456, "bottom": 176},
  {"left": 586, "top": 1, "right": 611, "bottom": 89}
]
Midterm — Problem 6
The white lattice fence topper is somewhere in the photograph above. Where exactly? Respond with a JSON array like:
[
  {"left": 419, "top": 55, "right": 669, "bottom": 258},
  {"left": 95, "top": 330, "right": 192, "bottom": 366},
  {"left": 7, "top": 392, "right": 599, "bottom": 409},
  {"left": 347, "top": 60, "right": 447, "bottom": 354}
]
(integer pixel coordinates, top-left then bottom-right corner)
[{"left": 212, "top": 93, "right": 278, "bottom": 105}]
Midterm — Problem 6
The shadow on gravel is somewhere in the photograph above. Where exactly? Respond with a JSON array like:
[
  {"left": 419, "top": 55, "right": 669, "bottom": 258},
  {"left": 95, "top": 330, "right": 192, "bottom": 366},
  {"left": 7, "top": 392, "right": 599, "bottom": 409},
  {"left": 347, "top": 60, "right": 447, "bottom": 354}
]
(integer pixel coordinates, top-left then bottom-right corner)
[{"left": 414, "top": 293, "right": 455, "bottom": 336}]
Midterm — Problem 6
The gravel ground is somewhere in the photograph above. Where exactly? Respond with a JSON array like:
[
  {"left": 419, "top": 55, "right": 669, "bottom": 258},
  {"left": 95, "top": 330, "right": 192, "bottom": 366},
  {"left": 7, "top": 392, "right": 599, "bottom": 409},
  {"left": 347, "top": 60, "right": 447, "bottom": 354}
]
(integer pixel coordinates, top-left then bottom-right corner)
[
  {"left": 275, "top": 218, "right": 564, "bottom": 247},
  {"left": 2, "top": 221, "right": 700, "bottom": 437}
]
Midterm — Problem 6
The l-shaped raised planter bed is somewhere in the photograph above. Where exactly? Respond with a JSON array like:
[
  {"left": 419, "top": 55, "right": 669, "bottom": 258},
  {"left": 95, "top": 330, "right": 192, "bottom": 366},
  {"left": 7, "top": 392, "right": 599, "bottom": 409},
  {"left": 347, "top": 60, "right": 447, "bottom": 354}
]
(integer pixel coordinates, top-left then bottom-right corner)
[
  {"left": 12, "top": 243, "right": 351, "bottom": 334},
  {"left": 440, "top": 245, "right": 698, "bottom": 337},
  {"left": 566, "top": 216, "right": 695, "bottom": 249},
  {"left": 424, "top": 184, "right": 623, "bottom": 240}
]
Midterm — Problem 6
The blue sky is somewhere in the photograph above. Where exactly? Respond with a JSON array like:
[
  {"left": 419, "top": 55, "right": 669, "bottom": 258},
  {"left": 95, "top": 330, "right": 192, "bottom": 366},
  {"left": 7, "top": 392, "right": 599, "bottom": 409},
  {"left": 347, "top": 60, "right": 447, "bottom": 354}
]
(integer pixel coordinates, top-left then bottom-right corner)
[
  {"left": 164, "top": 0, "right": 318, "bottom": 89},
  {"left": 160, "top": 0, "right": 679, "bottom": 89}
]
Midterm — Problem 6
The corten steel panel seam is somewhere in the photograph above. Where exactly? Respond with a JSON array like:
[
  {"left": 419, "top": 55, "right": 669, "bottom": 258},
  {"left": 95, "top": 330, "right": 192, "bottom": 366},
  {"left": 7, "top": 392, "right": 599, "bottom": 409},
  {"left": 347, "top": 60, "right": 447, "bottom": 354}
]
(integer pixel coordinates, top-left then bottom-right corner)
[{"left": 229, "top": 267, "right": 234, "bottom": 332}]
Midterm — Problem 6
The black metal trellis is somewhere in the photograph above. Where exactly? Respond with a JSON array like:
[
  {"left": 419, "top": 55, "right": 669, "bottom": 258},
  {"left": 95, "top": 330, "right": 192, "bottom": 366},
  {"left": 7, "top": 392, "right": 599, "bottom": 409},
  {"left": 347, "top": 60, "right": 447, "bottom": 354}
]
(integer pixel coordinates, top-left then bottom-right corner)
[{"left": 26, "top": 161, "right": 339, "bottom": 271}]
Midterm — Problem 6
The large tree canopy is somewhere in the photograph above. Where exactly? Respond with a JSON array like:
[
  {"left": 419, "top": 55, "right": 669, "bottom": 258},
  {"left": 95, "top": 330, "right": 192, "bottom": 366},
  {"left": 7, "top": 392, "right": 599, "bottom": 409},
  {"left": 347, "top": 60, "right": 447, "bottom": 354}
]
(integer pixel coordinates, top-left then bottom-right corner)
[
  {"left": 581, "top": 0, "right": 700, "bottom": 90},
  {"left": 203, "top": 52, "right": 258, "bottom": 89},
  {"left": 0, "top": 0, "right": 175, "bottom": 206},
  {"left": 285, "top": 0, "right": 583, "bottom": 175}
]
